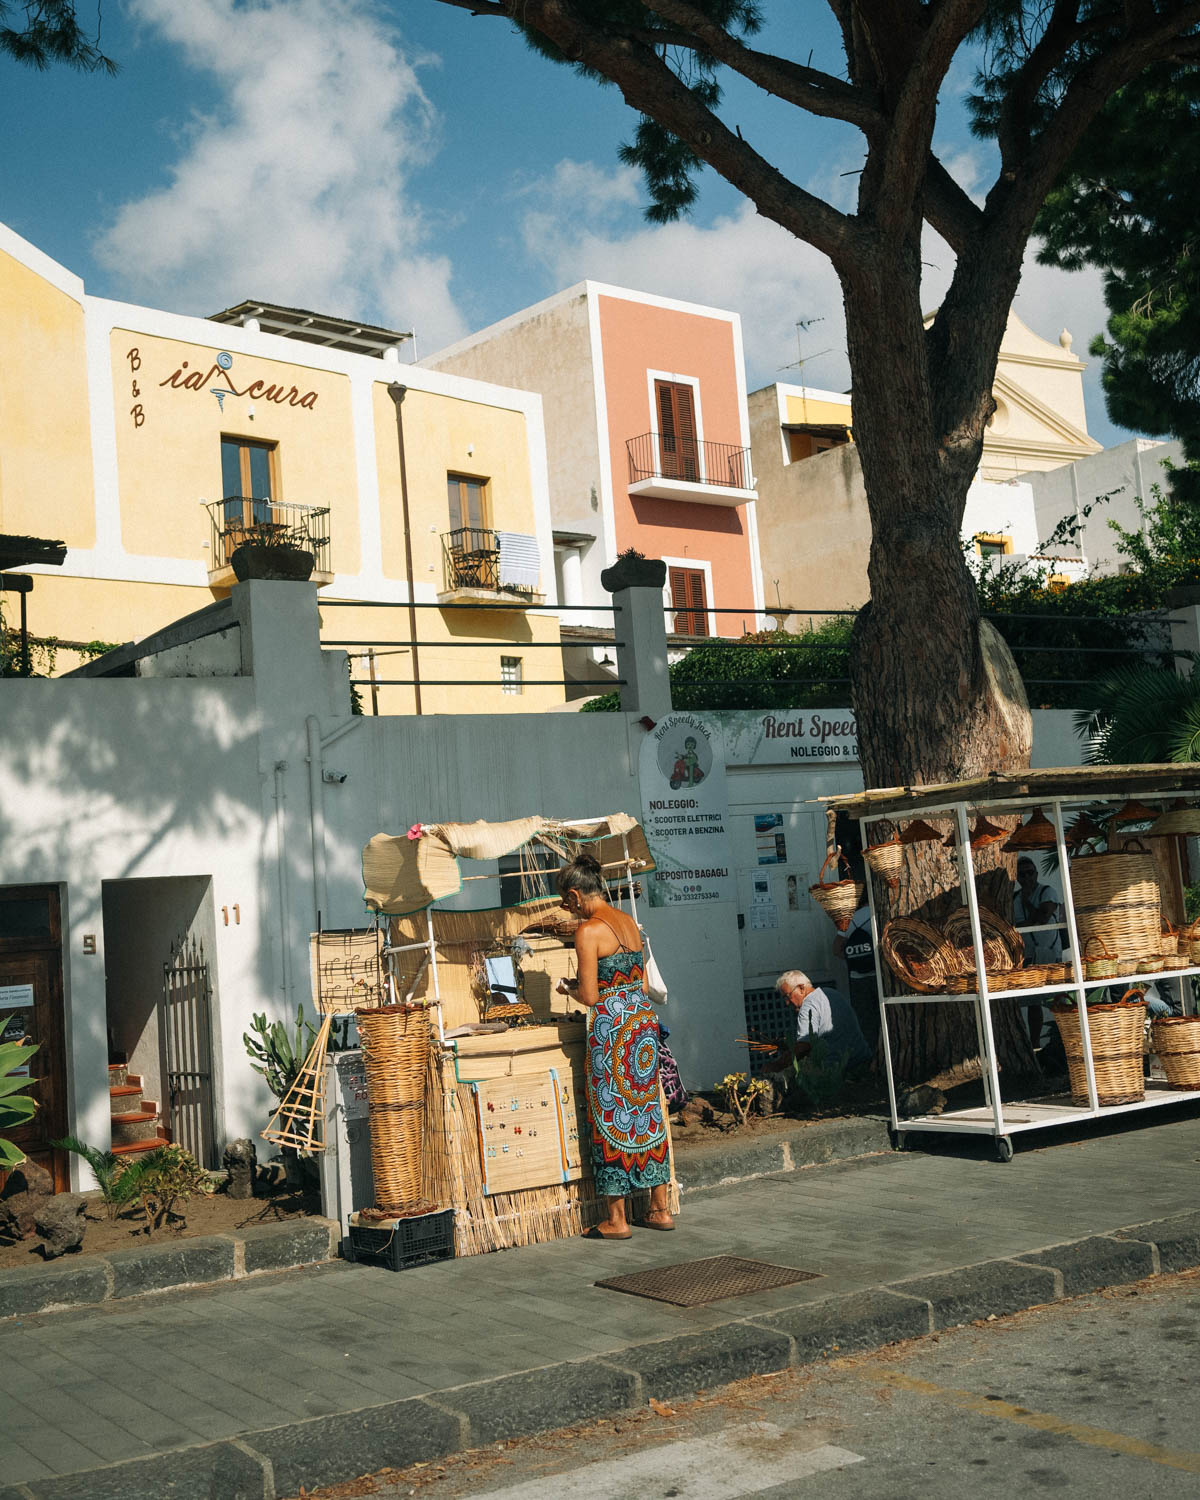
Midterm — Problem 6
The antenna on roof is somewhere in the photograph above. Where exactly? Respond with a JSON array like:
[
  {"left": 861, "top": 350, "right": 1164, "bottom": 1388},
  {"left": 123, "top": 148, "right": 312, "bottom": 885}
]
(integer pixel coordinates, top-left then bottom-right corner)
[{"left": 779, "top": 317, "right": 833, "bottom": 421}]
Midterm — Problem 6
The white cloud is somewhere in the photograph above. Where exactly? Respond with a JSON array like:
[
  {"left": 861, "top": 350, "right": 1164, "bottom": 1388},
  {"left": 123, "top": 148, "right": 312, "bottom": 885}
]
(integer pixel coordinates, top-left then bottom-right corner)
[
  {"left": 94, "top": 0, "right": 466, "bottom": 349},
  {"left": 517, "top": 160, "right": 849, "bottom": 393}
]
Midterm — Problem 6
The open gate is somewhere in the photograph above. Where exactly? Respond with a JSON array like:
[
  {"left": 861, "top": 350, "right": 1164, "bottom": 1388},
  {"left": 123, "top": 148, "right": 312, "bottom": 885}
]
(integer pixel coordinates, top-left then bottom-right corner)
[{"left": 161, "top": 934, "right": 216, "bottom": 1168}]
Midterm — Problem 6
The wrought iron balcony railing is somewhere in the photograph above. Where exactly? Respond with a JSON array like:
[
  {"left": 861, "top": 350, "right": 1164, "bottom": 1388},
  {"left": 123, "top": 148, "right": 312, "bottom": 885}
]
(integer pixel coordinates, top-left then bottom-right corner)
[
  {"left": 205, "top": 498, "right": 331, "bottom": 574},
  {"left": 627, "top": 433, "right": 753, "bottom": 490},
  {"left": 441, "top": 527, "right": 535, "bottom": 597}
]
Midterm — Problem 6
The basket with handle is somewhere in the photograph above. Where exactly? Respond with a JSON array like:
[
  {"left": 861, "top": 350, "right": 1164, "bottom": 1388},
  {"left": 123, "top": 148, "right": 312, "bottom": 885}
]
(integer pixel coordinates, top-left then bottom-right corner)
[
  {"left": 941, "top": 906, "right": 1024, "bottom": 976},
  {"left": 809, "top": 848, "right": 864, "bottom": 932},
  {"left": 1050, "top": 996, "right": 1146, "bottom": 1106},
  {"left": 1184, "top": 916, "right": 1200, "bottom": 964},
  {"left": 1082, "top": 936, "right": 1123, "bottom": 981},
  {"left": 1160, "top": 921, "right": 1179, "bottom": 957},
  {"left": 1149, "top": 1015, "right": 1200, "bottom": 1089},
  {"left": 1069, "top": 840, "right": 1161, "bottom": 964},
  {"left": 863, "top": 836, "right": 905, "bottom": 889}
]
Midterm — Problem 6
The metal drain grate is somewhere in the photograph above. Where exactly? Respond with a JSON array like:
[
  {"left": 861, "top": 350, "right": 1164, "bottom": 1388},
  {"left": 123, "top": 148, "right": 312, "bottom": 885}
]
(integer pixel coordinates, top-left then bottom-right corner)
[{"left": 595, "top": 1255, "right": 822, "bottom": 1307}]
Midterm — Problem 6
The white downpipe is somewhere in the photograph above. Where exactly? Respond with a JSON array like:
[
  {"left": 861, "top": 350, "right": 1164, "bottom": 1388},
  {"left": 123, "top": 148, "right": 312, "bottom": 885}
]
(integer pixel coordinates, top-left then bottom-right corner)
[
  {"left": 273, "top": 760, "right": 293, "bottom": 1002},
  {"left": 306, "top": 716, "right": 328, "bottom": 924}
]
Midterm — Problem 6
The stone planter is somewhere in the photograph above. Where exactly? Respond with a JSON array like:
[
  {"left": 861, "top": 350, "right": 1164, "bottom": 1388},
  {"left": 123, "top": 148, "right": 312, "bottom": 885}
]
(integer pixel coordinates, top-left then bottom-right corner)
[
  {"left": 600, "top": 555, "right": 667, "bottom": 592},
  {"left": 230, "top": 543, "right": 315, "bottom": 583}
]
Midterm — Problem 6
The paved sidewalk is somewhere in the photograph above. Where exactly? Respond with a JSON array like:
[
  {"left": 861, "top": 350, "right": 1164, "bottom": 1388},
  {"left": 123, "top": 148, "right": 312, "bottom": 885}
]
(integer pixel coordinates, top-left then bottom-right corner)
[{"left": 3, "top": 1107, "right": 1200, "bottom": 1498}]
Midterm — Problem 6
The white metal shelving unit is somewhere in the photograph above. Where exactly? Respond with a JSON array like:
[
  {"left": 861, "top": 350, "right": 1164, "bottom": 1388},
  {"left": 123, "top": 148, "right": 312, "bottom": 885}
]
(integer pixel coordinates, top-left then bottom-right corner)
[{"left": 836, "top": 772, "right": 1200, "bottom": 1162}]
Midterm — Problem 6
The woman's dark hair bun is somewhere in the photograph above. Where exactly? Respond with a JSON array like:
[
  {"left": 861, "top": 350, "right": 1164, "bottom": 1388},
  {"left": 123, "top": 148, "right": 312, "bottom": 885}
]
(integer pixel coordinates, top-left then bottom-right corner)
[{"left": 557, "top": 851, "right": 606, "bottom": 896}]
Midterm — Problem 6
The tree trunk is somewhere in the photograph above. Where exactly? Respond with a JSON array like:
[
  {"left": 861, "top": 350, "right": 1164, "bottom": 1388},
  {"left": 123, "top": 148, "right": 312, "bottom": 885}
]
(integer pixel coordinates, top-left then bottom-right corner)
[{"left": 842, "top": 250, "right": 1037, "bottom": 1093}]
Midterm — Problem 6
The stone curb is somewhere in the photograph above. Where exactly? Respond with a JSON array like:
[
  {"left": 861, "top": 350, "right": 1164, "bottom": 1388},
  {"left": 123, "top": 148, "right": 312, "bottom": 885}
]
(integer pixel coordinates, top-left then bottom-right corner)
[
  {"left": 0, "top": 1218, "right": 340, "bottom": 1321},
  {"left": 7, "top": 1206, "right": 1199, "bottom": 1500},
  {"left": 673, "top": 1115, "right": 892, "bottom": 1194}
]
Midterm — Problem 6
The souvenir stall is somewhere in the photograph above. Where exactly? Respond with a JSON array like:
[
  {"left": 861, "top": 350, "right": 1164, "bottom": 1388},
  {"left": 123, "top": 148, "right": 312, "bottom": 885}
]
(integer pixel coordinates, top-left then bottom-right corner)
[
  {"left": 815, "top": 766, "right": 1200, "bottom": 1162},
  {"left": 294, "top": 814, "right": 677, "bottom": 1266}
]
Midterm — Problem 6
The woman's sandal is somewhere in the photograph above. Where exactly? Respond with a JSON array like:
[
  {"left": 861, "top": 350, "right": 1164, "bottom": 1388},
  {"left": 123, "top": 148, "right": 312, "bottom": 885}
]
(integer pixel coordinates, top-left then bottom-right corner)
[
  {"left": 641, "top": 1211, "right": 676, "bottom": 1231},
  {"left": 585, "top": 1225, "right": 633, "bottom": 1240}
]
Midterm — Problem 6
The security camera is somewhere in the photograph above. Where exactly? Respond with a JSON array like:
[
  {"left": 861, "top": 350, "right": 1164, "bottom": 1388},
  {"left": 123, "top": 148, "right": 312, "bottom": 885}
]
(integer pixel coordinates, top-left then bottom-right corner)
[{"left": 322, "top": 770, "right": 349, "bottom": 785}]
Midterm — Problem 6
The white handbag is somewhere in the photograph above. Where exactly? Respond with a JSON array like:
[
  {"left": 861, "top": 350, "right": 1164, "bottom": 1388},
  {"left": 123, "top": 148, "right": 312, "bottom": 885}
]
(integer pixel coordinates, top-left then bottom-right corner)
[{"left": 640, "top": 926, "right": 668, "bottom": 1006}]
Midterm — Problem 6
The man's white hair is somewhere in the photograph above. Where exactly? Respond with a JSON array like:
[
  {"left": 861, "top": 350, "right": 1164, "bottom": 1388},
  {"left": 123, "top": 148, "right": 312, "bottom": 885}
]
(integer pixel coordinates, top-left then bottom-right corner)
[{"left": 777, "top": 969, "right": 811, "bottom": 996}]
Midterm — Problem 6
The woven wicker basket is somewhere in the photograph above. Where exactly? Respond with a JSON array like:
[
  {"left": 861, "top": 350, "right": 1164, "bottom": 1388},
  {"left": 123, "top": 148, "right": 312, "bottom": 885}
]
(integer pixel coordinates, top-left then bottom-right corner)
[
  {"left": 1184, "top": 917, "right": 1200, "bottom": 964},
  {"left": 1150, "top": 1016, "right": 1200, "bottom": 1090},
  {"left": 880, "top": 917, "right": 961, "bottom": 994},
  {"left": 941, "top": 906, "right": 1024, "bottom": 976},
  {"left": 809, "top": 849, "right": 864, "bottom": 932},
  {"left": 863, "top": 837, "right": 905, "bottom": 889},
  {"left": 1051, "top": 1000, "right": 1146, "bottom": 1106},
  {"left": 1069, "top": 844, "right": 1161, "bottom": 963},
  {"left": 1161, "top": 922, "right": 1179, "bottom": 957},
  {"left": 1000, "top": 962, "right": 1072, "bottom": 990},
  {"left": 357, "top": 1003, "right": 431, "bottom": 1215},
  {"left": 1082, "top": 936, "right": 1123, "bottom": 981}
]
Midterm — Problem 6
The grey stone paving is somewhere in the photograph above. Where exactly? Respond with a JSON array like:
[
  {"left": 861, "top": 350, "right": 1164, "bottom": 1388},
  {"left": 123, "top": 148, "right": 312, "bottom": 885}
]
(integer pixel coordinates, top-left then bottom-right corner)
[{"left": 2, "top": 1111, "right": 1199, "bottom": 1486}]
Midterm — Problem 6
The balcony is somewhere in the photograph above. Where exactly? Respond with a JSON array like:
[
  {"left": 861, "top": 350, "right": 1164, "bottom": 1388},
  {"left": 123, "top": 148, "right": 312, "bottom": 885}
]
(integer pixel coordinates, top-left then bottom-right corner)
[
  {"left": 626, "top": 433, "right": 757, "bottom": 507},
  {"left": 205, "top": 498, "right": 332, "bottom": 588},
  {"left": 438, "top": 527, "right": 543, "bottom": 607}
]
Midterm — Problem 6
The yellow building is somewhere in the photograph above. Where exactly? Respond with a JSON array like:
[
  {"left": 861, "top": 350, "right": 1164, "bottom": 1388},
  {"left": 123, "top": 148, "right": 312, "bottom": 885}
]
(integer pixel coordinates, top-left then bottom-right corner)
[{"left": 0, "top": 223, "right": 561, "bottom": 713}]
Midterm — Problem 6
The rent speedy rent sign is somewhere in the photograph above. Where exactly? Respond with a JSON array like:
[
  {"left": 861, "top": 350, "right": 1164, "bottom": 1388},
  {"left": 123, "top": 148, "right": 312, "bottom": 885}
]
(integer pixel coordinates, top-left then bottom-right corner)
[
  {"left": 718, "top": 710, "right": 858, "bottom": 765},
  {"left": 639, "top": 712, "right": 735, "bottom": 908}
]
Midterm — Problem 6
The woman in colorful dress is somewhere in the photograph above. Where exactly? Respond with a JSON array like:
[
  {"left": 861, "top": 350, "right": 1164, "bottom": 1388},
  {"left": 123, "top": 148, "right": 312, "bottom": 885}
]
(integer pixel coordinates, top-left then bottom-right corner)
[{"left": 556, "top": 853, "right": 673, "bottom": 1239}]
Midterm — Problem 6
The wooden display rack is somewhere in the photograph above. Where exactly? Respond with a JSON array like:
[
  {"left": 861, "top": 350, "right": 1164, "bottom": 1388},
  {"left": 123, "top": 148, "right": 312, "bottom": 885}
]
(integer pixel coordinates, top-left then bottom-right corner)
[
  {"left": 822, "top": 766, "right": 1200, "bottom": 1162},
  {"left": 333, "top": 813, "right": 678, "bottom": 1254}
]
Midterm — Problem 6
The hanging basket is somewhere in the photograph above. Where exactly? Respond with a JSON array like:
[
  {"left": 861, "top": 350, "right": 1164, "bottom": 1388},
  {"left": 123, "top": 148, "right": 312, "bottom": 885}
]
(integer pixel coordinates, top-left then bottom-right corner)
[
  {"left": 880, "top": 917, "right": 961, "bottom": 994},
  {"left": 1150, "top": 1016, "right": 1200, "bottom": 1090},
  {"left": 898, "top": 818, "right": 944, "bottom": 845},
  {"left": 809, "top": 849, "right": 864, "bottom": 932},
  {"left": 863, "top": 836, "right": 905, "bottom": 889},
  {"left": 1050, "top": 1000, "right": 1146, "bottom": 1106},
  {"left": 357, "top": 1003, "right": 431, "bottom": 1215},
  {"left": 941, "top": 906, "right": 1024, "bottom": 975},
  {"left": 1001, "top": 806, "right": 1058, "bottom": 853},
  {"left": 1069, "top": 841, "right": 1162, "bottom": 963},
  {"left": 1082, "top": 936, "right": 1122, "bottom": 981}
]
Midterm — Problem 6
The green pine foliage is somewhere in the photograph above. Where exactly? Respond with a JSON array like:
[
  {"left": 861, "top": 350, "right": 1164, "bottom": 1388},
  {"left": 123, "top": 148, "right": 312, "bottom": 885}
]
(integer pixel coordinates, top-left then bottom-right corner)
[{"left": 0, "top": 1, "right": 117, "bottom": 73}]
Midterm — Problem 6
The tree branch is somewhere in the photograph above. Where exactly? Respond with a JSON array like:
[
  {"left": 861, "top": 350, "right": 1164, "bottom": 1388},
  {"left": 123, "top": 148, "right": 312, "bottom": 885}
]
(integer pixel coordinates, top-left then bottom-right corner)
[
  {"left": 471, "top": 0, "right": 858, "bottom": 264},
  {"left": 921, "top": 153, "right": 984, "bottom": 252}
]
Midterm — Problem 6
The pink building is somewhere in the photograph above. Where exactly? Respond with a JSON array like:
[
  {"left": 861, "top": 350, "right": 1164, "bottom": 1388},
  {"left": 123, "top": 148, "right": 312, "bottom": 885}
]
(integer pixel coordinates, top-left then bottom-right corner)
[{"left": 424, "top": 282, "right": 763, "bottom": 647}]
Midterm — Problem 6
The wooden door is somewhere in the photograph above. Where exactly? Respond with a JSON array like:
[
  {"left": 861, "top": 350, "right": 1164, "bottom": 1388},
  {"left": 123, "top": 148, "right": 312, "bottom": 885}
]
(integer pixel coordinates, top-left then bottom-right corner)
[
  {"left": 0, "top": 887, "right": 68, "bottom": 1191},
  {"left": 655, "top": 381, "right": 699, "bottom": 480}
]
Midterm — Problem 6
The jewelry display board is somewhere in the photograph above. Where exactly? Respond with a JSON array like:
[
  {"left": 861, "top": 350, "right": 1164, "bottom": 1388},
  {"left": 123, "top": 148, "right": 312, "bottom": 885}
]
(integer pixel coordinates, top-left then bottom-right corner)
[{"left": 472, "top": 1072, "right": 567, "bottom": 1194}]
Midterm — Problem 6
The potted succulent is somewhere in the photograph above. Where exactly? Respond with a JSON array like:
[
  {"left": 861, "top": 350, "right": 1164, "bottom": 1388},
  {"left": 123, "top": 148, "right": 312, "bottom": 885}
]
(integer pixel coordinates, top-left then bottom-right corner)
[
  {"left": 600, "top": 546, "right": 667, "bottom": 593},
  {"left": 229, "top": 522, "right": 316, "bottom": 582}
]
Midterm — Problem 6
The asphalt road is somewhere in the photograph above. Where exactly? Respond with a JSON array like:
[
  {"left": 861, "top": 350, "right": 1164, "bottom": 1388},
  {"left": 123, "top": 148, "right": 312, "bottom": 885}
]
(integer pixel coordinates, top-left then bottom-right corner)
[{"left": 289, "top": 1267, "right": 1200, "bottom": 1499}]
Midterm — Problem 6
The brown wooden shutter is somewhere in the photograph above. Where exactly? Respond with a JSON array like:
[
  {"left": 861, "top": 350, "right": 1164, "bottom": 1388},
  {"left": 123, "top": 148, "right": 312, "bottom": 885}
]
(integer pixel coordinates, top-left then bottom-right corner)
[
  {"left": 655, "top": 381, "right": 699, "bottom": 480},
  {"left": 669, "top": 566, "right": 709, "bottom": 637}
]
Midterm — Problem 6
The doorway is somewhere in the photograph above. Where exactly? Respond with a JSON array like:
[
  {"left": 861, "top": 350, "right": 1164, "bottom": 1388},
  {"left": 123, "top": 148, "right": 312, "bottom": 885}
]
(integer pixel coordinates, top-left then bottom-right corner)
[
  {"left": 101, "top": 877, "right": 222, "bottom": 1169},
  {"left": 0, "top": 886, "right": 69, "bottom": 1189}
]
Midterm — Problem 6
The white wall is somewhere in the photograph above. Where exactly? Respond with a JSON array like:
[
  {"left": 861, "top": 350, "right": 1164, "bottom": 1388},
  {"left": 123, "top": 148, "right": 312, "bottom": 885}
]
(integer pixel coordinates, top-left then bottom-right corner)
[{"left": 1030, "top": 437, "right": 1186, "bottom": 574}]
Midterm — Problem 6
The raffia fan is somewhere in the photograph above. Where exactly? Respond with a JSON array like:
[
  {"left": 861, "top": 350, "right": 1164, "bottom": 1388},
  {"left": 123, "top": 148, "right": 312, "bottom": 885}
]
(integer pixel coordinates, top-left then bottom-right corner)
[{"left": 362, "top": 813, "right": 654, "bottom": 915}]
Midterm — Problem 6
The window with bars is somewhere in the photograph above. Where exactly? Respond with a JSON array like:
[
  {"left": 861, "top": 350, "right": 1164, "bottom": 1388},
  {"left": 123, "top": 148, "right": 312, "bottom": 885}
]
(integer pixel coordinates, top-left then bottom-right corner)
[
  {"left": 501, "top": 655, "right": 523, "bottom": 695},
  {"left": 669, "top": 565, "right": 710, "bottom": 637},
  {"left": 655, "top": 380, "right": 699, "bottom": 481}
]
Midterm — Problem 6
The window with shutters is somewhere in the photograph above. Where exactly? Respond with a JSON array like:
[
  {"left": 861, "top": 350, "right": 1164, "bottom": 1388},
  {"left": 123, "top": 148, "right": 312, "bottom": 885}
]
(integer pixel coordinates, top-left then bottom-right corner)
[
  {"left": 655, "top": 380, "right": 700, "bottom": 481},
  {"left": 669, "top": 565, "right": 710, "bottom": 637}
]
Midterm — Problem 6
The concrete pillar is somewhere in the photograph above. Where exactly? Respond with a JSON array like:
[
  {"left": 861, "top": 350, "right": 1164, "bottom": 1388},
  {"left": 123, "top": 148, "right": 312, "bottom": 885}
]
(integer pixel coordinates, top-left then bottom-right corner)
[
  {"left": 608, "top": 580, "right": 672, "bottom": 719},
  {"left": 559, "top": 545, "right": 583, "bottom": 607}
]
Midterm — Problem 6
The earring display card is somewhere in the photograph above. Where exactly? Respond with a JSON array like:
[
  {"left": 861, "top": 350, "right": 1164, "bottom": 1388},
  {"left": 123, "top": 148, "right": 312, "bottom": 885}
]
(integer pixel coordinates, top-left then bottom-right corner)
[
  {"left": 472, "top": 1073, "right": 573, "bottom": 1194},
  {"left": 550, "top": 1065, "right": 591, "bottom": 1178}
]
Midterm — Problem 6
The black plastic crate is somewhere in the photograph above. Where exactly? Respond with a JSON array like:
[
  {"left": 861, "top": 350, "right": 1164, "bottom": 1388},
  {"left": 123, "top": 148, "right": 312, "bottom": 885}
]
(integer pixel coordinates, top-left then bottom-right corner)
[{"left": 344, "top": 1208, "right": 455, "bottom": 1271}]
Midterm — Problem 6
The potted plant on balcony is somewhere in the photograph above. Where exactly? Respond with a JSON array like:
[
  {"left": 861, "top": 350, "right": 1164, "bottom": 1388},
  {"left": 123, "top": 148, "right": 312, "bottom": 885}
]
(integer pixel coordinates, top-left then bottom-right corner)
[
  {"left": 229, "top": 522, "right": 316, "bottom": 583},
  {"left": 600, "top": 547, "right": 667, "bottom": 593}
]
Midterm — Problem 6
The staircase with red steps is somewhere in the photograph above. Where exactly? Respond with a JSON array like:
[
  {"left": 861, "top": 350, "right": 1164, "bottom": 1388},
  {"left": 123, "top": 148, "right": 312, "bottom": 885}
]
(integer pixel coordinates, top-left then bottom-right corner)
[{"left": 108, "top": 1062, "right": 171, "bottom": 1156}]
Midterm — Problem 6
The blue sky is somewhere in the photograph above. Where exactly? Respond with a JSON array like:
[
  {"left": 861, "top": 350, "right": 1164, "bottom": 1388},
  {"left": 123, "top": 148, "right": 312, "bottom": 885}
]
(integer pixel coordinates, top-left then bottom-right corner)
[{"left": 1, "top": 0, "right": 1131, "bottom": 444}]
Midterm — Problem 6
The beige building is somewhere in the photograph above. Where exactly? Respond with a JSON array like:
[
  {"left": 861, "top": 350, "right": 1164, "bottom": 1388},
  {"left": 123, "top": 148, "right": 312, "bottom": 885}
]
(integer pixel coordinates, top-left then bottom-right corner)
[
  {"left": 0, "top": 222, "right": 561, "bottom": 713},
  {"left": 750, "top": 313, "right": 1102, "bottom": 614}
]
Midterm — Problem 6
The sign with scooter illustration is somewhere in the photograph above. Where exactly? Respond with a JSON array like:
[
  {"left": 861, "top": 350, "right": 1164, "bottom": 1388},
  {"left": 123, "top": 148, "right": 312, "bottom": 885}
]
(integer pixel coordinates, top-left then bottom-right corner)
[{"left": 639, "top": 712, "right": 735, "bottom": 908}]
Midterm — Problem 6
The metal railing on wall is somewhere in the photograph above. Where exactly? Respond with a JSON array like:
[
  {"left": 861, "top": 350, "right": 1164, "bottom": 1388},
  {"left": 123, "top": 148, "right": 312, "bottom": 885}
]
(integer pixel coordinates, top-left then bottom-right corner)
[{"left": 319, "top": 599, "right": 624, "bottom": 714}]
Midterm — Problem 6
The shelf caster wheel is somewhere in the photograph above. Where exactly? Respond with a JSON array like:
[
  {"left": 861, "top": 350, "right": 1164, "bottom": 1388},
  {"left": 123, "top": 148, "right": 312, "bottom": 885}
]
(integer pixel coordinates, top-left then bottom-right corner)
[{"left": 995, "top": 1136, "right": 1014, "bottom": 1164}]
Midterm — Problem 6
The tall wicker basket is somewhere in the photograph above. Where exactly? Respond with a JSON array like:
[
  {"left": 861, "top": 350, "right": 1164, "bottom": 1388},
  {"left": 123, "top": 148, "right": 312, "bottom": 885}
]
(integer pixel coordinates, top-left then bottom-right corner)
[
  {"left": 1149, "top": 1016, "right": 1200, "bottom": 1090},
  {"left": 357, "top": 1004, "right": 431, "bottom": 1214},
  {"left": 1069, "top": 846, "right": 1161, "bottom": 963},
  {"left": 1050, "top": 1000, "right": 1146, "bottom": 1107}
]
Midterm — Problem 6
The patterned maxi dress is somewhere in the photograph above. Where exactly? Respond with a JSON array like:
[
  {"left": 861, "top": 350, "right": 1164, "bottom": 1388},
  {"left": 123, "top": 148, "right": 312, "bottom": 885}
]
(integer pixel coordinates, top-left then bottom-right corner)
[{"left": 587, "top": 945, "right": 671, "bottom": 1197}]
